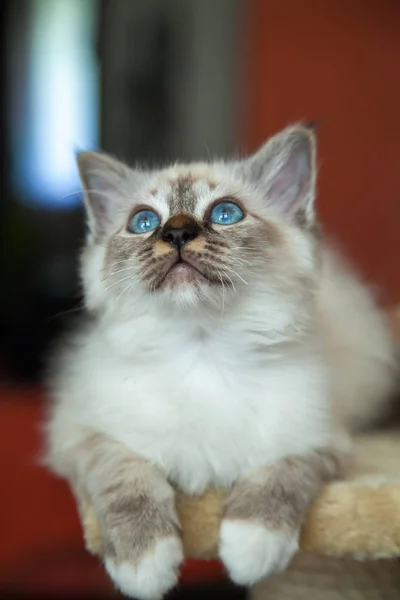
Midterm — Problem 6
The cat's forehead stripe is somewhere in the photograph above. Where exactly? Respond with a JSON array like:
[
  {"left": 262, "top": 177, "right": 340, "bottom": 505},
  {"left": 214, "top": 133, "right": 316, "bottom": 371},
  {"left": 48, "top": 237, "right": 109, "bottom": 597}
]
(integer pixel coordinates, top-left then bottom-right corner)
[
  {"left": 167, "top": 175, "right": 197, "bottom": 213},
  {"left": 163, "top": 174, "right": 218, "bottom": 215}
]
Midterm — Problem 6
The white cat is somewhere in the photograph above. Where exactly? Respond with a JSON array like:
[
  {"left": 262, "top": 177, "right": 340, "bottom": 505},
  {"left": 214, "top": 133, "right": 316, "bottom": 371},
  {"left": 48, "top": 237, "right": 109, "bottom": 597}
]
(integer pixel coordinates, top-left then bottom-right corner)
[{"left": 45, "top": 124, "right": 398, "bottom": 600}]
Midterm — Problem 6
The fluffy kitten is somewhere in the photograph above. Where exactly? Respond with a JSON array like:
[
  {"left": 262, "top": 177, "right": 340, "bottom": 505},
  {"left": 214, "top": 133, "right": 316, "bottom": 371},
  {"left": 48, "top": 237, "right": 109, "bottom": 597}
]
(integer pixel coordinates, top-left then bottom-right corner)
[{"left": 45, "top": 124, "right": 398, "bottom": 600}]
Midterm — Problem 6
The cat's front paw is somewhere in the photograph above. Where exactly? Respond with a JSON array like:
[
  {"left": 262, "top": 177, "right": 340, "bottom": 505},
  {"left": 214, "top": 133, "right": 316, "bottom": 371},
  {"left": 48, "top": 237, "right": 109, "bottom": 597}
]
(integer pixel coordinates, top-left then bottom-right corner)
[
  {"left": 95, "top": 489, "right": 183, "bottom": 599},
  {"left": 219, "top": 520, "right": 298, "bottom": 586},
  {"left": 105, "top": 535, "right": 183, "bottom": 600}
]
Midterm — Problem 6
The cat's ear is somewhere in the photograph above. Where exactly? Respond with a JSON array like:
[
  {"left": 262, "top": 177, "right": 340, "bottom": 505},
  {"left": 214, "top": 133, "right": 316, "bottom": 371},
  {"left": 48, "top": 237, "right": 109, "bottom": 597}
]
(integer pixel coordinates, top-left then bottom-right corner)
[
  {"left": 238, "top": 124, "right": 317, "bottom": 226},
  {"left": 77, "top": 152, "right": 140, "bottom": 239}
]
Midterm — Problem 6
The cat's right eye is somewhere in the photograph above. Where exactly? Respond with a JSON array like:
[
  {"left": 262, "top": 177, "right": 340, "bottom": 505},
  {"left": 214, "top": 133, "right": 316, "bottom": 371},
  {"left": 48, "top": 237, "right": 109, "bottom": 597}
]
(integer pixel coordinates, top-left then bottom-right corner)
[
  {"left": 209, "top": 201, "right": 244, "bottom": 226},
  {"left": 128, "top": 210, "right": 161, "bottom": 234}
]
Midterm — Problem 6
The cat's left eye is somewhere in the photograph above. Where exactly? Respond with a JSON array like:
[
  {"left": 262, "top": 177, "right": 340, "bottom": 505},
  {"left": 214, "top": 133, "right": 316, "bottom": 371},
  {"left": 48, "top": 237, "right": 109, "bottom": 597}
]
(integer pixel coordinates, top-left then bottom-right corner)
[
  {"left": 209, "top": 201, "right": 244, "bottom": 225},
  {"left": 128, "top": 209, "right": 161, "bottom": 234}
]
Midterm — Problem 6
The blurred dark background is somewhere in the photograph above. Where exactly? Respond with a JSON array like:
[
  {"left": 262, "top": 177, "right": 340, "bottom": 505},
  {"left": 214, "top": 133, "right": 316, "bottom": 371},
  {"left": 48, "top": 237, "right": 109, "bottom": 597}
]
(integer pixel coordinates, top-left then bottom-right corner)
[
  {"left": 0, "top": 0, "right": 399, "bottom": 598},
  {"left": 1, "top": 0, "right": 242, "bottom": 383}
]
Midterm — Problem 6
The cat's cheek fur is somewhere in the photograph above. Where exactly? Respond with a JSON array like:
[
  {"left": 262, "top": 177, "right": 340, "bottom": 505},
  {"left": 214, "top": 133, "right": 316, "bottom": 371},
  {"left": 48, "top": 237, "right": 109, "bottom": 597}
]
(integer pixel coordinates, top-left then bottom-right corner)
[{"left": 80, "top": 244, "right": 108, "bottom": 311}]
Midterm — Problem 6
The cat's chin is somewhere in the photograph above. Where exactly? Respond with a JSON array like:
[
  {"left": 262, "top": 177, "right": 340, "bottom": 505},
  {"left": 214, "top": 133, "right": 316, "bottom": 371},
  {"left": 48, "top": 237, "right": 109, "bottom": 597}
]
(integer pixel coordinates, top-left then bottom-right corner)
[
  {"left": 154, "top": 265, "right": 225, "bottom": 311},
  {"left": 161, "top": 261, "right": 204, "bottom": 287}
]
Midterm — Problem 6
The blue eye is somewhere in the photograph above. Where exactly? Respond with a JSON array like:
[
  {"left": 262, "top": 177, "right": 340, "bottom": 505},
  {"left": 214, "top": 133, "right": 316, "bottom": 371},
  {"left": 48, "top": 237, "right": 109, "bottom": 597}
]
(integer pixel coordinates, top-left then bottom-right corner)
[
  {"left": 128, "top": 210, "right": 161, "bottom": 234},
  {"left": 209, "top": 201, "right": 244, "bottom": 225}
]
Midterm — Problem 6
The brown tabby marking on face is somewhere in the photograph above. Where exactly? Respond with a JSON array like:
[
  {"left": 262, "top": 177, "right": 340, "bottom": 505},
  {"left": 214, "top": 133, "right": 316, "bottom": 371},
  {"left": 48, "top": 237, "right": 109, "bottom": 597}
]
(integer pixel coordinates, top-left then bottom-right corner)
[
  {"left": 224, "top": 450, "right": 345, "bottom": 533},
  {"left": 106, "top": 236, "right": 138, "bottom": 265},
  {"left": 168, "top": 176, "right": 197, "bottom": 213},
  {"left": 167, "top": 175, "right": 219, "bottom": 215},
  {"left": 203, "top": 233, "right": 230, "bottom": 250},
  {"left": 245, "top": 217, "right": 284, "bottom": 251},
  {"left": 137, "top": 243, "right": 158, "bottom": 261}
]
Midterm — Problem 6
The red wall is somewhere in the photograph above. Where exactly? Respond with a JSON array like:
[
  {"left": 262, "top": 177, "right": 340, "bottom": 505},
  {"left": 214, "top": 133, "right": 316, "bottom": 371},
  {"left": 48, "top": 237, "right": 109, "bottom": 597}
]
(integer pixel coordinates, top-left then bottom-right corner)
[{"left": 243, "top": 0, "right": 400, "bottom": 305}]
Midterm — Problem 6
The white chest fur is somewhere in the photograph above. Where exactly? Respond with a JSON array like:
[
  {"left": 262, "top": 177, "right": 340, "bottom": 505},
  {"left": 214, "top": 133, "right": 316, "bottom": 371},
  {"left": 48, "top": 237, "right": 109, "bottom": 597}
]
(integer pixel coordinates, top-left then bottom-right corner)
[{"left": 64, "top": 320, "right": 334, "bottom": 495}]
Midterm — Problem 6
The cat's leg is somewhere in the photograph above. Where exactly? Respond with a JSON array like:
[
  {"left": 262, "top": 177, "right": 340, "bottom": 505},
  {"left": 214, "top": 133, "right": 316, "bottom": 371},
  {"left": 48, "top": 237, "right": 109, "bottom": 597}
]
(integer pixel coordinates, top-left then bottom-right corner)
[
  {"left": 219, "top": 450, "right": 345, "bottom": 586},
  {"left": 69, "top": 432, "right": 183, "bottom": 600}
]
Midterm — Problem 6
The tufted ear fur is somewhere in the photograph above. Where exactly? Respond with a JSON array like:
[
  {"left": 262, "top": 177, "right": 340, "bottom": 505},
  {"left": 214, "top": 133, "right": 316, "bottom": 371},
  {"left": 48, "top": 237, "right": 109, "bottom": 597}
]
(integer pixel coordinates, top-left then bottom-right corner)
[
  {"left": 77, "top": 152, "right": 144, "bottom": 240},
  {"left": 238, "top": 124, "right": 317, "bottom": 227}
]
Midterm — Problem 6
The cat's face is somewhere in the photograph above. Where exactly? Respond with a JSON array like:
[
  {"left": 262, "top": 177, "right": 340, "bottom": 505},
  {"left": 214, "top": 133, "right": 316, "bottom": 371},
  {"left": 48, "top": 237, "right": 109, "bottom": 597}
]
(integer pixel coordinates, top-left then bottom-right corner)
[
  {"left": 93, "top": 166, "right": 289, "bottom": 310},
  {"left": 79, "top": 124, "right": 319, "bottom": 314}
]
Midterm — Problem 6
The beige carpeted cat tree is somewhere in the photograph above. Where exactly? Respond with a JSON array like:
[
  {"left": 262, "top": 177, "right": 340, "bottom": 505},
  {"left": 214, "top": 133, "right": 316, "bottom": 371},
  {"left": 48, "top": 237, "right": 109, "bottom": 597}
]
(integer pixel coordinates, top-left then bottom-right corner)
[{"left": 83, "top": 307, "right": 400, "bottom": 598}]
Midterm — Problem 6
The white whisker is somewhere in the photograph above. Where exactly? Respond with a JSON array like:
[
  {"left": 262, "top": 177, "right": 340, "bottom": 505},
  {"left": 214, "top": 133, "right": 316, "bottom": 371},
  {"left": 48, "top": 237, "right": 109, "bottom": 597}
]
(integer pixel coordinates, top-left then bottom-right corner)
[
  {"left": 104, "top": 274, "right": 135, "bottom": 291},
  {"left": 220, "top": 269, "right": 236, "bottom": 293},
  {"left": 223, "top": 265, "right": 248, "bottom": 285},
  {"left": 229, "top": 256, "right": 253, "bottom": 267},
  {"left": 117, "top": 277, "right": 139, "bottom": 301},
  {"left": 229, "top": 245, "right": 258, "bottom": 252},
  {"left": 102, "top": 265, "right": 136, "bottom": 281},
  {"left": 109, "top": 258, "right": 134, "bottom": 267},
  {"left": 216, "top": 268, "right": 226, "bottom": 320}
]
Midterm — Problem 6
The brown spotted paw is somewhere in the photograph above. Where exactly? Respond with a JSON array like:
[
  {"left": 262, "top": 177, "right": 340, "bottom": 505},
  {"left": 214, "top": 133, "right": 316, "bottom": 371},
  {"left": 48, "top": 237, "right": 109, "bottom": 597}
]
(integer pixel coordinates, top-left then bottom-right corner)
[{"left": 95, "top": 494, "right": 183, "bottom": 599}]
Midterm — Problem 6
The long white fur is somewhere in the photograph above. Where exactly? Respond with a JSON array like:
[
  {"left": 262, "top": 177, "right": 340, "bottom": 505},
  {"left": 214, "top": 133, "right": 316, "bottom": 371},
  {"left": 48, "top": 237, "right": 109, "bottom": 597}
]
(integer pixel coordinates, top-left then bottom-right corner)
[
  {"left": 45, "top": 126, "right": 398, "bottom": 597},
  {"left": 47, "top": 165, "right": 396, "bottom": 494}
]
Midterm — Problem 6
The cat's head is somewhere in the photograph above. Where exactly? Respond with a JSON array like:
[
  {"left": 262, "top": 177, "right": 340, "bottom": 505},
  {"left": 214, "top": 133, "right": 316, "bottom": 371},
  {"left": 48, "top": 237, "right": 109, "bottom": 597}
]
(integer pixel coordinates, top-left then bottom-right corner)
[{"left": 78, "top": 124, "right": 320, "bottom": 317}]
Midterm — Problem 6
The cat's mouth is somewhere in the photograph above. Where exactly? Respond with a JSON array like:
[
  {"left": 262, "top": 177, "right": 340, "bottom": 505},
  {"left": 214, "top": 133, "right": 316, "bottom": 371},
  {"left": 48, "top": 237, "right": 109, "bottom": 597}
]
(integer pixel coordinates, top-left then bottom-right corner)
[
  {"left": 160, "top": 257, "right": 206, "bottom": 287},
  {"left": 153, "top": 246, "right": 225, "bottom": 290},
  {"left": 152, "top": 248, "right": 226, "bottom": 291}
]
